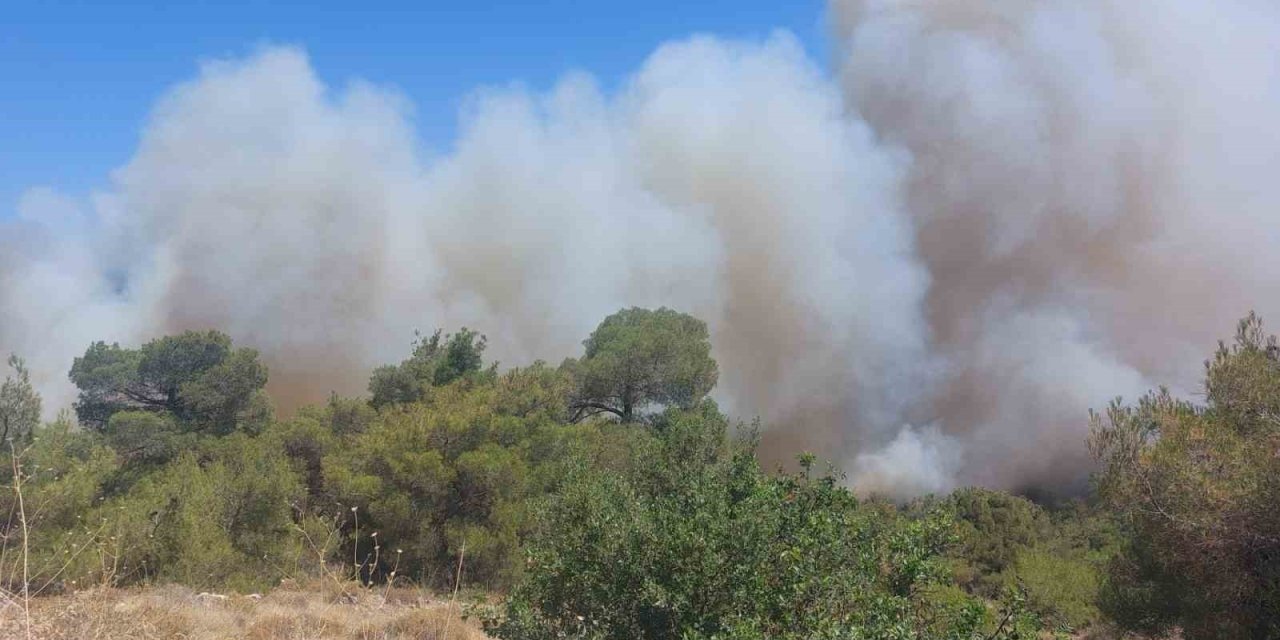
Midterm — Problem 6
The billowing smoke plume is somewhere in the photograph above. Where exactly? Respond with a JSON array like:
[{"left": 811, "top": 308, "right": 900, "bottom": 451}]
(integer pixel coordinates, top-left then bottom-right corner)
[
  {"left": 835, "top": 0, "right": 1280, "bottom": 491},
  {"left": 3, "top": 0, "right": 1278, "bottom": 496}
]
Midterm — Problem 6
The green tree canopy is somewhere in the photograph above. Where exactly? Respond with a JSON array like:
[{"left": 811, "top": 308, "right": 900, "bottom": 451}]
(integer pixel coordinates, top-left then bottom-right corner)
[
  {"left": 1090, "top": 312, "right": 1280, "bottom": 638},
  {"left": 0, "top": 355, "right": 41, "bottom": 442},
  {"left": 331, "top": 363, "right": 592, "bottom": 588},
  {"left": 368, "top": 328, "right": 489, "bottom": 409},
  {"left": 946, "top": 488, "right": 1048, "bottom": 593},
  {"left": 68, "top": 330, "right": 270, "bottom": 435},
  {"left": 568, "top": 307, "right": 718, "bottom": 423}
]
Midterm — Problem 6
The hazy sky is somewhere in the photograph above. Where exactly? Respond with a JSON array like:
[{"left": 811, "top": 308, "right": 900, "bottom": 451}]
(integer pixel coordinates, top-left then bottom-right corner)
[{"left": 2, "top": 0, "right": 827, "bottom": 215}]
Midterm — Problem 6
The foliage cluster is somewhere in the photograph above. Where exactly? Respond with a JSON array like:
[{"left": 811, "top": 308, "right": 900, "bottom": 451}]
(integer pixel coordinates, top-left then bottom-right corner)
[
  {"left": 1090, "top": 312, "right": 1280, "bottom": 638},
  {"left": 2, "top": 307, "right": 1276, "bottom": 639},
  {"left": 486, "top": 405, "right": 1031, "bottom": 640}
]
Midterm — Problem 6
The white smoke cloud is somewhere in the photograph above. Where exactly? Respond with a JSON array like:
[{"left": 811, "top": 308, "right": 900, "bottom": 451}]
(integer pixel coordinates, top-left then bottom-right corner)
[
  {"left": 831, "top": 0, "right": 1280, "bottom": 492},
  {"left": 3, "top": 0, "right": 1279, "bottom": 495},
  {"left": 1, "top": 34, "right": 930, "bottom": 475},
  {"left": 851, "top": 425, "right": 960, "bottom": 497}
]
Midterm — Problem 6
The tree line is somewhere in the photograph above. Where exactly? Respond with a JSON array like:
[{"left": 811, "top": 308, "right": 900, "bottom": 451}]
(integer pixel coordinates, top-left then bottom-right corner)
[{"left": 0, "top": 307, "right": 1276, "bottom": 638}]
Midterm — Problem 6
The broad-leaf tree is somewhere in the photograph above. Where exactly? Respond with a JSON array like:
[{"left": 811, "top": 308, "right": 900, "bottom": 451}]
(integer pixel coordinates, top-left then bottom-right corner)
[
  {"left": 568, "top": 307, "right": 718, "bottom": 423},
  {"left": 68, "top": 330, "right": 270, "bottom": 435}
]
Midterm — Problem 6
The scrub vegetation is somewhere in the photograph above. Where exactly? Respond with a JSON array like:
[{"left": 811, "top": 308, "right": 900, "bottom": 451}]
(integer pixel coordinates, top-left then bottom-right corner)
[{"left": 2, "top": 307, "right": 1276, "bottom": 638}]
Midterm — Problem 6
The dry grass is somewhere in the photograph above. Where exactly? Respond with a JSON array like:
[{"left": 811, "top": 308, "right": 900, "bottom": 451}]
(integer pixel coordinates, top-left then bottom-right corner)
[{"left": 0, "top": 581, "right": 489, "bottom": 640}]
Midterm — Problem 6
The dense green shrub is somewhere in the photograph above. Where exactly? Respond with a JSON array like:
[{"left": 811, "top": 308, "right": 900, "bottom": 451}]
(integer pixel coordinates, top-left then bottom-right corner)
[
  {"left": 0, "top": 418, "right": 119, "bottom": 592},
  {"left": 75, "top": 435, "right": 306, "bottom": 591},
  {"left": 368, "top": 328, "right": 492, "bottom": 409},
  {"left": 327, "top": 364, "right": 601, "bottom": 588},
  {"left": 485, "top": 403, "right": 1029, "bottom": 640},
  {"left": 1091, "top": 313, "right": 1280, "bottom": 638},
  {"left": 1007, "top": 547, "right": 1100, "bottom": 630},
  {"left": 103, "top": 410, "right": 195, "bottom": 468},
  {"left": 926, "top": 487, "right": 1120, "bottom": 633},
  {"left": 945, "top": 488, "right": 1048, "bottom": 594},
  {"left": 264, "top": 394, "right": 375, "bottom": 508}
]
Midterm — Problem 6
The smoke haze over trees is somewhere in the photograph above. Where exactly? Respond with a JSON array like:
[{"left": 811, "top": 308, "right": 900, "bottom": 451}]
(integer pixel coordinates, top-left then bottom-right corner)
[
  {"left": 3, "top": 0, "right": 1279, "bottom": 496},
  {"left": 5, "top": 309, "right": 1274, "bottom": 637}
]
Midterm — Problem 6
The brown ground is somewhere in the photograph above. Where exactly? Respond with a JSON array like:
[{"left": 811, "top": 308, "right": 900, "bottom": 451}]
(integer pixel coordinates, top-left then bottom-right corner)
[{"left": 0, "top": 581, "right": 489, "bottom": 640}]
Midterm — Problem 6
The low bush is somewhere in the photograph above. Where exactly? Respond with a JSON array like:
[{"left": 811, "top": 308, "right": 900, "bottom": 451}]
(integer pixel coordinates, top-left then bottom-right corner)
[{"left": 485, "top": 403, "right": 1031, "bottom": 640}]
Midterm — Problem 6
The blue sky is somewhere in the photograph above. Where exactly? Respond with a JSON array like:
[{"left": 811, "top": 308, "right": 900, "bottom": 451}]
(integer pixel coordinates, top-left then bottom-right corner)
[{"left": 2, "top": 0, "right": 829, "bottom": 217}]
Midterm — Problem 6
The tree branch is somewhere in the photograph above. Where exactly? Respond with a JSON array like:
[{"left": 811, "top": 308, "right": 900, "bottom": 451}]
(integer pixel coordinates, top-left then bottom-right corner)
[{"left": 568, "top": 401, "right": 624, "bottom": 423}]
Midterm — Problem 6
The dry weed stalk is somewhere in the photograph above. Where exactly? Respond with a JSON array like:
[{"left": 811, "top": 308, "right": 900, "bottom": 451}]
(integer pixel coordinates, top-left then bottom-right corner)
[
  {"left": 8, "top": 441, "right": 30, "bottom": 640},
  {"left": 442, "top": 542, "right": 465, "bottom": 640}
]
